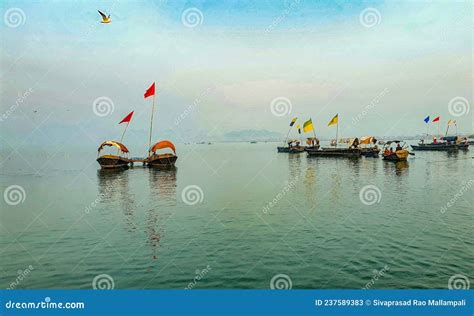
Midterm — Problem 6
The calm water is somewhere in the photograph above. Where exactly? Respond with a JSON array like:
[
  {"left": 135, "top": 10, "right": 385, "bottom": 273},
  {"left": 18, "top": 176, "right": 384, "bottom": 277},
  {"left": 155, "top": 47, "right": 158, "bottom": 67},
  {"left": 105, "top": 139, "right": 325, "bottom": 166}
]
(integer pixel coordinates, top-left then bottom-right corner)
[{"left": 1, "top": 142, "right": 472, "bottom": 289}]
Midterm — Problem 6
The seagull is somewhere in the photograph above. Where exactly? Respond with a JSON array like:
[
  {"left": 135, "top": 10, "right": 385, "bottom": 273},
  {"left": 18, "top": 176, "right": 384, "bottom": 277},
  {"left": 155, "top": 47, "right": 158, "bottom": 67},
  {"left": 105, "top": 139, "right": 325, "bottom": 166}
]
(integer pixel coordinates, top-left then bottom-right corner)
[{"left": 98, "top": 10, "right": 111, "bottom": 23}]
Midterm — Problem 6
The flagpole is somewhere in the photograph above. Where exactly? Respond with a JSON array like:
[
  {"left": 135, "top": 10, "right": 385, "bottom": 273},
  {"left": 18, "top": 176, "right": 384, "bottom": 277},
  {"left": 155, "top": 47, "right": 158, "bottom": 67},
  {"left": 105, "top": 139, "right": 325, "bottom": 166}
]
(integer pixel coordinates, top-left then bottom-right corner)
[
  {"left": 148, "top": 93, "right": 156, "bottom": 156},
  {"left": 335, "top": 123, "right": 338, "bottom": 148},
  {"left": 444, "top": 124, "right": 449, "bottom": 137},
  {"left": 284, "top": 125, "right": 292, "bottom": 145},
  {"left": 120, "top": 121, "right": 130, "bottom": 143}
]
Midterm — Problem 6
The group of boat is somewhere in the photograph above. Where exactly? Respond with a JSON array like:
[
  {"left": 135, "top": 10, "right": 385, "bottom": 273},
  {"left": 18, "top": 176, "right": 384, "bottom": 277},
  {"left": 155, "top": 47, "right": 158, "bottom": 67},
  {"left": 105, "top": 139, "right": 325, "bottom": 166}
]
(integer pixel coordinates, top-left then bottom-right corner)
[
  {"left": 277, "top": 115, "right": 469, "bottom": 161},
  {"left": 97, "top": 82, "right": 178, "bottom": 170}
]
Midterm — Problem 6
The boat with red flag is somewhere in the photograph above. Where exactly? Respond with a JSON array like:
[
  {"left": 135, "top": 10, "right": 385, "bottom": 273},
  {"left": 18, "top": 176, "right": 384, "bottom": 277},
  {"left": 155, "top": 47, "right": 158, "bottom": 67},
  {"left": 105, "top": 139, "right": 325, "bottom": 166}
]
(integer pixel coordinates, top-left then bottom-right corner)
[
  {"left": 96, "top": 141, "right": 131, "bottom": 169},
  {"left": 145, "top": 140, "right": 178, "bottom": 168},
  {"left": 143, "top": 82, "right": 178, "bottom": 168}
]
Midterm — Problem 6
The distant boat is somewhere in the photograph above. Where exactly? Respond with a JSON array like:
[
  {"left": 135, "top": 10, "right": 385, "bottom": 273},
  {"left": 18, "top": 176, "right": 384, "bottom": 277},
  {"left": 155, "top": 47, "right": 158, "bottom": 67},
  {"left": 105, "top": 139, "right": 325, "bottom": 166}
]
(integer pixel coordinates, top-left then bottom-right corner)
[
  {"left": 306, "top": 137, "right": 361, "bottom": 158},
  {"left": 382, "top": 141, "right": 411, "bottom": 161},
  {"left": 97, "top": 141, "right": 130, "bottom": 169},
  {"left": 250, "top": 141, "right": 257, "bottom": 144},
  {"left": 411, "top": 136, "right": 469, "bottom": 151},
  {"left": 144, "top": 82, "right": 178, "bottom": 168}
]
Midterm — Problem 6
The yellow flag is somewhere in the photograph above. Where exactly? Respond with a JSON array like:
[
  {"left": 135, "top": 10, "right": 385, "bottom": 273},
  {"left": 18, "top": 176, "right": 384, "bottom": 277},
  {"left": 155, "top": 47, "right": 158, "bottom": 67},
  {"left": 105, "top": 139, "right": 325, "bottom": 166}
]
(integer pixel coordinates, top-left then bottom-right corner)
[
  {"left": 328, "top": 114, "right": 338, "bottom": 126},
  {"left": 448, "top": 119, "right": 456, "bottom": 126},
  {"left": 303, "top": 119, "right": 313, "bottom": 132}
]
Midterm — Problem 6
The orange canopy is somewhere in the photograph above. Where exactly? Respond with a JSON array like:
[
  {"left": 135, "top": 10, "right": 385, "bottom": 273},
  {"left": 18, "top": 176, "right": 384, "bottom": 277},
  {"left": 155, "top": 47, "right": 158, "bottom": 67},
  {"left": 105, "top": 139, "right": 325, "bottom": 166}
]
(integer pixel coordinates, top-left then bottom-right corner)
[
  {"left": 360, "top": 136, "right": 375, "bottom": 145},
  {"left": 151, "top": 140, "right": 176, "bottom": 154},
  {"left": 98, "top": 141, "right": 129, "bottom": 153}
]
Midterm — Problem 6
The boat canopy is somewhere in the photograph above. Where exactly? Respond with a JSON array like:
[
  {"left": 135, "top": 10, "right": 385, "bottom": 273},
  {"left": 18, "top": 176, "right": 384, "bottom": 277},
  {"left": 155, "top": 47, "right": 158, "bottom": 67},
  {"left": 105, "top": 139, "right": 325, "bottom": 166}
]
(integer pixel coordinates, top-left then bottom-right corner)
[
  {"left": 98, "top": 141, "right": 129, "bottom": 153},
  {"left": 348, "top": 138, "right": 360, "bottom": 147},
  {"left": 151, "top": 140, "right": 176, "bottom": 154},
  {"left": 306, "top": 137, "right": 319, "bottom": 145},
  {"left": 441, "top": 136, "right": 459, "bottom": 142},
  {"left": 360, "top": 136, "right": 377, "bottom": 145}
]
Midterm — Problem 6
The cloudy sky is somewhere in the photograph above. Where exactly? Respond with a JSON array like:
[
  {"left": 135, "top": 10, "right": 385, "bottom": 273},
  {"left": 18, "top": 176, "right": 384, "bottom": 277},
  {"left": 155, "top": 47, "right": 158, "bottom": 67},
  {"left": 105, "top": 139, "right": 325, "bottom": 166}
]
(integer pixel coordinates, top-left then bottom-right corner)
[{"left": 0, "top": 0, "right": 472, "bottom": 148}]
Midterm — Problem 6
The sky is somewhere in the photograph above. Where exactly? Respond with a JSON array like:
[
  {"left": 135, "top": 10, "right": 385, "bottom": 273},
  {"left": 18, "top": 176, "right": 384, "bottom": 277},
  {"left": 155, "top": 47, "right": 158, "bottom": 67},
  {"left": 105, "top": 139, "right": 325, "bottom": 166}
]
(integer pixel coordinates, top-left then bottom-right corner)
[{"left": 0, "top": 0, "right": 472, "bottom": 150}]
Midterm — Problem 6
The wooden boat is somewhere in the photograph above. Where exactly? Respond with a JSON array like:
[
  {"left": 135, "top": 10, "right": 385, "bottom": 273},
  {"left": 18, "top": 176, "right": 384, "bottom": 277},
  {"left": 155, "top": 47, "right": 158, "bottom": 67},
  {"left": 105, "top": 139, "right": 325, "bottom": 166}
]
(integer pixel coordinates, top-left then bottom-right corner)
[
  {"left": 382, "top": 141, "right": 410, "bottom": 161},
  {"left": 277, "top": 140, "right": 305, "bottom": 153},
  {"left": 144, "top": 82, "right": 178, "bottom": 168},
  {"left": 361, "top": 147, "right": 380, "bottom": 157},
  {"left": 145, "top": 140, "right": 178, "bottom": 168},
  {"left": 411, "top": 136, "right": 469, "bottom": 151},
  {"left": 359, "top": 136, "right": 380, "bottom": 157},
  {"left": 305, "top": 147, "right": 362, "bottom": 158},
  {"left": 96, "top": 141, "right": 130, "bottom": 169}
]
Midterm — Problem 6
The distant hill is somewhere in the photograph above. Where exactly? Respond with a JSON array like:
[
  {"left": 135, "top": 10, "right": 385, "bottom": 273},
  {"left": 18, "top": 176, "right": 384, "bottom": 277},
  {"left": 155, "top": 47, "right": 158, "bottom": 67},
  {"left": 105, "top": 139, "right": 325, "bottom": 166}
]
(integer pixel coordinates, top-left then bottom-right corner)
[{"left": 223, "top": 129, "right": 283, "bottom": 142}]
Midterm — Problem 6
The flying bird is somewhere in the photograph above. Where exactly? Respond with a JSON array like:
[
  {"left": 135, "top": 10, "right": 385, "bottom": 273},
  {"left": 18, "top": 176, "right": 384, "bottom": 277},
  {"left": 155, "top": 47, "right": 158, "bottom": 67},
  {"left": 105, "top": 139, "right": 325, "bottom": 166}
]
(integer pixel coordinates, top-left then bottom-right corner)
[{"left": 98, "top": 10, "right": 111, "bottom": 23}]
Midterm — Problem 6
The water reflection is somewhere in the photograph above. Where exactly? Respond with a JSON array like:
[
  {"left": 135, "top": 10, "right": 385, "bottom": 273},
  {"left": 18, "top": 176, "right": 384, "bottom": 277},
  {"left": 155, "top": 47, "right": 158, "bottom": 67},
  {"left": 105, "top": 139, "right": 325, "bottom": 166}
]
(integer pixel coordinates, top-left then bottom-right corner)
[
  {"left": 148, "top": 167, "right": 177, "bottom": 202},
  {"left": 146, "top": 168, "right": 178, "bottom": 260},
  {"left": 383, "top": 160, "right": 409, "bottom": 177},
  {"left": 288, "top": 154, "right": 302, "bottom": 180},
  {"left": 97, "top": 169, "right": 137, "bottom": 232}
]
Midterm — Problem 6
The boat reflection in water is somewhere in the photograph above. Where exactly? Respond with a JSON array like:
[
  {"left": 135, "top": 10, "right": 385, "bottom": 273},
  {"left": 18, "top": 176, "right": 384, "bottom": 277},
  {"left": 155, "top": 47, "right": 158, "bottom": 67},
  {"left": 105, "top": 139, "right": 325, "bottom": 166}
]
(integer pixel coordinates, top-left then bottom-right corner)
[
  {"left": 383, "top": 160, "right": 409, "bottom": 177},
  {"left": 146, "top": 167, "right": 178, "bottom": 261},
  {"left": 97, "top": 168, "right": 137, "bottom": 232}
]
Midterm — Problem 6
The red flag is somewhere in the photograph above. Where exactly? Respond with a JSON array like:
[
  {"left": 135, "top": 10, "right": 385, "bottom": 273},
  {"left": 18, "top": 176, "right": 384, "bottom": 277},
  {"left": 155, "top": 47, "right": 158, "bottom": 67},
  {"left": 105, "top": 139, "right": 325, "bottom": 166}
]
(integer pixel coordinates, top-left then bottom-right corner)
[
  {"left": 432, "top": 116, "right": 440, "bottom": 122},
  {"left": 119, "top": 111, "right": 134, "bottom": 124},
  {"left": 144, "top": 82, "right": 155, "bottom": 99}
]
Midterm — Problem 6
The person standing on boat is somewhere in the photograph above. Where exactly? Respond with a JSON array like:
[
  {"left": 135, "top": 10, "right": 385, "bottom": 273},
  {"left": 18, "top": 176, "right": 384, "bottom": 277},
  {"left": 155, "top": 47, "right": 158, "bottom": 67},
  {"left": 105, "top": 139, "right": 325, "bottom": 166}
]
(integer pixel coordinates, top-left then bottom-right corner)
[{"left": 396, "top": 143, "right": 402, "bottom": 151}]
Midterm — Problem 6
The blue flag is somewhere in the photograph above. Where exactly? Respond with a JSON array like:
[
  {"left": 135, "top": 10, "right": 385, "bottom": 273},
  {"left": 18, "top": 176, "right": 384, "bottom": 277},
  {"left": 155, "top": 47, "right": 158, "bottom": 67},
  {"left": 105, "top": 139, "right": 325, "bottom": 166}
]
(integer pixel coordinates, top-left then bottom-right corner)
[{"left": 424, "top": 116, "right": 430, "bottom": 123}]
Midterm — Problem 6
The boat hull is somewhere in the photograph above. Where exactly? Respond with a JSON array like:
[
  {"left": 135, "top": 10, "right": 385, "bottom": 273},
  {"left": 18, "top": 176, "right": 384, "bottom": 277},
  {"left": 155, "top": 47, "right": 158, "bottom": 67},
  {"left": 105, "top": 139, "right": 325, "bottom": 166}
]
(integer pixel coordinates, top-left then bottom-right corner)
[
  {"left": 411, "top": 143, "right": 469, "bottom": 151},
  {"left": 305, "top": 147, "right": 362, "bottom": 158},
  {"left": 146, "top": 153, "right": 178, "bottom": 168},
  {"left": 383, "top": 150, "right": 409, "bottom": 161},
  {"left": 361, "top": 148, "right": 380, "bottom": 157},
  {"left": 277, "top": 146, "right": 306, "bottom": 153},
  {"left": 96, "top": 155, "right": 130, "bottom": 169}
]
